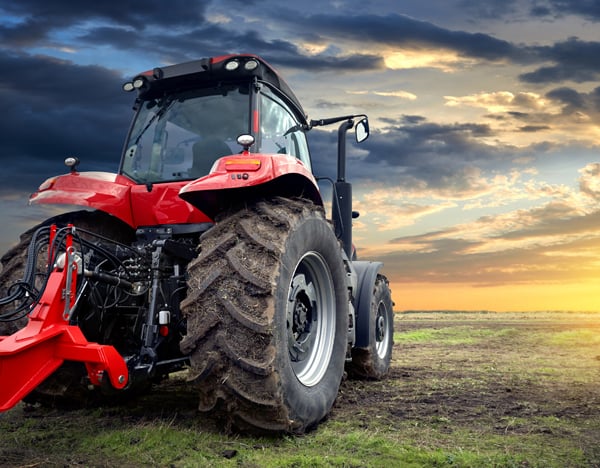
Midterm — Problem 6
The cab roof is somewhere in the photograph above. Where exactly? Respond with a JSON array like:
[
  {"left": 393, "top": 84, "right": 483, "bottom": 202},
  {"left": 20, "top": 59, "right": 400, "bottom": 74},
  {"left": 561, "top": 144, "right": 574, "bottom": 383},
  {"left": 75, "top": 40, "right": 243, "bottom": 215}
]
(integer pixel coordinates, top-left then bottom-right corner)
[{"left": 124, "top": 54, "right": 307, "bottom": 124}]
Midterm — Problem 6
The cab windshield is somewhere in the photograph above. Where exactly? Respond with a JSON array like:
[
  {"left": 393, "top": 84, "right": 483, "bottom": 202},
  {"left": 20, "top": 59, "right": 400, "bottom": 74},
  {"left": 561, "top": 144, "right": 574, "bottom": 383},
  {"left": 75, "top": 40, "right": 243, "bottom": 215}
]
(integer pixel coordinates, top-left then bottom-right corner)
[{"left": 121, "top": 84, "right": 250, "bottom": 183}]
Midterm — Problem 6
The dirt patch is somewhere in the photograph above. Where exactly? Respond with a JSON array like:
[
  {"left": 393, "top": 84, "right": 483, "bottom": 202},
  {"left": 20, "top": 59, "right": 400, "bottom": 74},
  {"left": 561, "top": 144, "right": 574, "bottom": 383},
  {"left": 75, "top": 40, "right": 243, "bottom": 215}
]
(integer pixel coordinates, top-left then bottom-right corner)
[{"left": 334, "top": 312, "right": 600, "bottom": 463}]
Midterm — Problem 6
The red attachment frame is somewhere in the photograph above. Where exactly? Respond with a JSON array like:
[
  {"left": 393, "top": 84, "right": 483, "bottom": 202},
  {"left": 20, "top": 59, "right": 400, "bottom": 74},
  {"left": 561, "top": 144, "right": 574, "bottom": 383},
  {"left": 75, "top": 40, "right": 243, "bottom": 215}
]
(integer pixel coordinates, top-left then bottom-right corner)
[{"left": 0, "top": 225, "right": 128, "bottom": 411}]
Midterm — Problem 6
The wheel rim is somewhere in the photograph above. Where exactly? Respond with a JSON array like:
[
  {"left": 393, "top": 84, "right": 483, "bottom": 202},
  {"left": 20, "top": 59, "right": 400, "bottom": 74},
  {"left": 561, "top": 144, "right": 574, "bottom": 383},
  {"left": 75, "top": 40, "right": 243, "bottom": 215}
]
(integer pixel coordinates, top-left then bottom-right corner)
[
  {"left": 375, "top": 301, "right": 391, "bottom": 359},
  {"left": 286, "top": 252, "right": 336, "bottom": 387}
]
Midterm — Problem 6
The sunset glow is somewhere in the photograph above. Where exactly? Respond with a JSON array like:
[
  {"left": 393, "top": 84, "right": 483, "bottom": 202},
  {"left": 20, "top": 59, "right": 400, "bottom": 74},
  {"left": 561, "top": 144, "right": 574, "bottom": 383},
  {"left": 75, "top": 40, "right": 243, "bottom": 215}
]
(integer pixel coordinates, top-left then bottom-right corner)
[{"left": 395, "top": 281, "right": 600, "bottom": 313}]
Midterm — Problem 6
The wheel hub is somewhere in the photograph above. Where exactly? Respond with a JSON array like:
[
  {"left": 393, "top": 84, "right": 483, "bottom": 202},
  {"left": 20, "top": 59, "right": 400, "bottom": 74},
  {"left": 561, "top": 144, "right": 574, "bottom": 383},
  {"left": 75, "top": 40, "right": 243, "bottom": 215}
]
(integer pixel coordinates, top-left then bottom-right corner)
[
  {"left": 287, "top": 274, "right": 316, "bottom": 362},
  {"left": 376, "top": 314, "right": 386, "bottom": 342}
]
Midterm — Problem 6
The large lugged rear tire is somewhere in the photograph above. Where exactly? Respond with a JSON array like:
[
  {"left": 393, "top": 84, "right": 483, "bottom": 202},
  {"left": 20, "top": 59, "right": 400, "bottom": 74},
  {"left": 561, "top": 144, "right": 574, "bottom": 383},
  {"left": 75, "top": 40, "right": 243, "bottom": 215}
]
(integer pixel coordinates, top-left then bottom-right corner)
[
  {"left": 180, "top": 197, "right": 349, "bottom": 433},
  {"left": 0, "top": 210, "right": 135, "bottom": 405}
]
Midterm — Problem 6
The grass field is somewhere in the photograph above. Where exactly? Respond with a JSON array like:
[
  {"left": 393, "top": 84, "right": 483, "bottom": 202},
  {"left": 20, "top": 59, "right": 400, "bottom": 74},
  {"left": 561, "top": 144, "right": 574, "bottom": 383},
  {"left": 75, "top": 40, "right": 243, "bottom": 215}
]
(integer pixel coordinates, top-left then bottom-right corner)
[{"left": 1, "top": 311, "right": 599, "bottom": 467}]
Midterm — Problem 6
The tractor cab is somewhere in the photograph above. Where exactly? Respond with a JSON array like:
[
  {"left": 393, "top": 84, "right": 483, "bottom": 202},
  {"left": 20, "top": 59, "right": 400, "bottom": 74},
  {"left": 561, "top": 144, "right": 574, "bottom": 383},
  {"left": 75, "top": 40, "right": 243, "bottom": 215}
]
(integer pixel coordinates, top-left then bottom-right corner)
[{"left": 120, "top": 55, "right": 312, "bottom": 185}]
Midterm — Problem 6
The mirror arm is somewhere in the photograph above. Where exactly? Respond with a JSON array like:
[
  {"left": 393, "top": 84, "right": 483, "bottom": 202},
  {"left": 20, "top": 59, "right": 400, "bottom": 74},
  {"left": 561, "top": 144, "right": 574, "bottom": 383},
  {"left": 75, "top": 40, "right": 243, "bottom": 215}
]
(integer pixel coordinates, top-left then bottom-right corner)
[{"left": 309, "top": 113, "right": 367, "bottom": 129}]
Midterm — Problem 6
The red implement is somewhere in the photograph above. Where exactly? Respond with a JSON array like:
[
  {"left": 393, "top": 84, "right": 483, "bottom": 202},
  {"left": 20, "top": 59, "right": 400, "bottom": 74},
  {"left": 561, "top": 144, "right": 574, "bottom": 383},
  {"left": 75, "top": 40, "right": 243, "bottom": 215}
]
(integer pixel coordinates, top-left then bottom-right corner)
[{"left": 0, "top": 226, "right": 128, "bottom": 411}]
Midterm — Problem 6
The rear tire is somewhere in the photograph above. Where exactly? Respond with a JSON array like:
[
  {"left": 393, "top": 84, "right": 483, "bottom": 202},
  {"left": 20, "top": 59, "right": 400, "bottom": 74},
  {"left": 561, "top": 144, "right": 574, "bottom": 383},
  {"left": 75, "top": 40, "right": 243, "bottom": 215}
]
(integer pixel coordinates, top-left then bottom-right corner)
[
  {"left": 347, "top": 275, "right": 394, "bottom": 379},
  {"left": 181, "top": 197, "right": 349, "bottom": 433}
]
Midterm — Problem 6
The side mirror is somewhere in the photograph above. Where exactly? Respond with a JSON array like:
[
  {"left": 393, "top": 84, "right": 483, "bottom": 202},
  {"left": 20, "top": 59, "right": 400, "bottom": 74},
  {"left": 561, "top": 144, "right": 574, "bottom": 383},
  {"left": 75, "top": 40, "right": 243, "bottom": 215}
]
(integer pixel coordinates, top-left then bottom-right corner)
[{"left": 356, "top": 118, "right": 369, "bottom": 143}]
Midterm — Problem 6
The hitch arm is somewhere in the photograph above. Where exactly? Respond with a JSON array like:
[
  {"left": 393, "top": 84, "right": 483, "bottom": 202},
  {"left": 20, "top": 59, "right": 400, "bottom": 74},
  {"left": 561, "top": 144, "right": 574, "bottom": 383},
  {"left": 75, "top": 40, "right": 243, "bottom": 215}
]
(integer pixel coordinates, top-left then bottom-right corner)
[{"left": 0, "top": 225, "right": 128, "bottom": 411}]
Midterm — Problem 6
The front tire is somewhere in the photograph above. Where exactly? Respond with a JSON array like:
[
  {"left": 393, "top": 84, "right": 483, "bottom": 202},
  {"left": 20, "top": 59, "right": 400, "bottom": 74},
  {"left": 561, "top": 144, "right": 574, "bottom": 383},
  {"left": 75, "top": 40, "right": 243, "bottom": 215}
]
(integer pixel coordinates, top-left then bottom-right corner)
[
  {"left": 181, "top": 197, "right": 349, "bottom": 433},
  {"left": 347, "top": 275, "right": 394, "bottom": 379}
]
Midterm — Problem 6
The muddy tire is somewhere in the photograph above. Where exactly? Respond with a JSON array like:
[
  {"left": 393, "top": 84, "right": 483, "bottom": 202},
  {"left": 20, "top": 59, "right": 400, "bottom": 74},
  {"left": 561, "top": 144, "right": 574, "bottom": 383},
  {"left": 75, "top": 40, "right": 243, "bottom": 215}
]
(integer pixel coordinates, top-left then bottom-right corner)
[
  {"left": 0, "top": 210, "right": 135, "bottom": 406},
  {"left": 347, "top": 275, "right": 394, "bottom": 379},
  {"left": 181, "top": 197, "right": 349, "bottom": 433}
]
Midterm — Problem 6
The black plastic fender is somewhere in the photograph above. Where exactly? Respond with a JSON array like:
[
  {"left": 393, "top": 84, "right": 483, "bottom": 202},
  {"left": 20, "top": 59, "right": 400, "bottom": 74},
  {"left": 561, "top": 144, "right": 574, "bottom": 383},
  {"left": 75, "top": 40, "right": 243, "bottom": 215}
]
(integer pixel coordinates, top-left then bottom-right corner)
[{"left": 352, "top": 260, "right": 383, "bottom": 348}]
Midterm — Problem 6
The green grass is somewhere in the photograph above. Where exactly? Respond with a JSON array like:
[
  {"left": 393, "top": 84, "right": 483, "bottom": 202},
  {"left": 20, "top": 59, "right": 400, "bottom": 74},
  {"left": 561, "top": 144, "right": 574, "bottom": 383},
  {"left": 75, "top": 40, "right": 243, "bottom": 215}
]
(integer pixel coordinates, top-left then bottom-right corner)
[
  {"left": 547, "top": 329, "right": 600, "bottom": 347},
  {"left": 394, "top": 326, "right": 517, "bottom": 345}
]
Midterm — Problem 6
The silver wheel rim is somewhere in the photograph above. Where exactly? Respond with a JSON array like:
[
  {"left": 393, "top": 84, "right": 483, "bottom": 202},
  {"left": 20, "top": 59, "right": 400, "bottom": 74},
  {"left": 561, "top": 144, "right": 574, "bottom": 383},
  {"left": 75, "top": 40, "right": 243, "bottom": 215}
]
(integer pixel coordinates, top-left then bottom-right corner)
[
  {"left": 286, "top": 252, "right": 336, "bottom": 387},
  {"left": 375, "top": 301, "right": 390, "bottom": 359}
]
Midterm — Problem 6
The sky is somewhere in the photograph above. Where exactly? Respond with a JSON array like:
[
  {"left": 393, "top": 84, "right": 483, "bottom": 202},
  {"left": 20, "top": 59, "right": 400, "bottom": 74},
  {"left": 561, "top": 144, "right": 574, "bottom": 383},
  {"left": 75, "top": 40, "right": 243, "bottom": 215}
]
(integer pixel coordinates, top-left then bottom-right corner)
[{"left": 1, "top": 0, "right": 600, "bottom": 312}]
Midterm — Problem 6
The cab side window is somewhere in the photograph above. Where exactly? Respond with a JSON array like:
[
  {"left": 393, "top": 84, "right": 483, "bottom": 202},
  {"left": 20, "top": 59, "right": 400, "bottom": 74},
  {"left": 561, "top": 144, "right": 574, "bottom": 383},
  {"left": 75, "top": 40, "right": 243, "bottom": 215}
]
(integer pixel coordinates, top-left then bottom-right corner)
[{"left": 259, "top": 86, "right": 311, "bottom": 171}]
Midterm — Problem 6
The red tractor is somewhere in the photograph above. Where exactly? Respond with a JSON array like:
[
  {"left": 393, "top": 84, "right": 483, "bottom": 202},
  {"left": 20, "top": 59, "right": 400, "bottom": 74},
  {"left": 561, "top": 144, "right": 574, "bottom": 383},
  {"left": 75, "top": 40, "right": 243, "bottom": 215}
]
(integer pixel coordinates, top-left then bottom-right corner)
[{"left": 0, "top": 54, "right": 393, "bottom": 433}]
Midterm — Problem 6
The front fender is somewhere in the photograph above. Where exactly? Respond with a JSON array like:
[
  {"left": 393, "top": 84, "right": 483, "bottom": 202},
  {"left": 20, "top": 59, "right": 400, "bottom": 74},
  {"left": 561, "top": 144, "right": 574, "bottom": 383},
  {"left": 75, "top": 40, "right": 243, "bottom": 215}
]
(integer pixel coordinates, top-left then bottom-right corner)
[
  {"left": 29, "top": 171, "right": 136, "bottom": 227},
  {"left": 179, "top": 153, "right": 322, "bottom": 218},
  {"left": 353, "top": 261, "right": 383, "bottom": 348}
]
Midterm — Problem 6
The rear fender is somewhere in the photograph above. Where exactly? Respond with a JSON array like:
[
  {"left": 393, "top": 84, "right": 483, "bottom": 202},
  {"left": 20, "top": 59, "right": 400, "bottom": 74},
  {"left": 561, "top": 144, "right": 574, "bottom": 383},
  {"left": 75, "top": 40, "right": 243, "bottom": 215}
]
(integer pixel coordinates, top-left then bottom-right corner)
[
  {"left": 179, "top": 153, "right": 322, "bottom": 218},
  {"left": 29, "top": 171, "right": 136, "bottom": 227},
  {"left": 353, "top": 261, "right": 383, "bottom": 348}
]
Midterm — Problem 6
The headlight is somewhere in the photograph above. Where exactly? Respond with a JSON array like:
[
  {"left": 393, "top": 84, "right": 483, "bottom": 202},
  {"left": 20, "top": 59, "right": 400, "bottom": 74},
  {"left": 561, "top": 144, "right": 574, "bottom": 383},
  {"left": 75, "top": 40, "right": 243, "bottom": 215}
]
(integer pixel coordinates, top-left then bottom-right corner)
[
  {"left": 244, "top": 59, "right": 259, "bottom": 71},
  {"left": 225, "top": 59, "right": 240, "bottom": 71}
]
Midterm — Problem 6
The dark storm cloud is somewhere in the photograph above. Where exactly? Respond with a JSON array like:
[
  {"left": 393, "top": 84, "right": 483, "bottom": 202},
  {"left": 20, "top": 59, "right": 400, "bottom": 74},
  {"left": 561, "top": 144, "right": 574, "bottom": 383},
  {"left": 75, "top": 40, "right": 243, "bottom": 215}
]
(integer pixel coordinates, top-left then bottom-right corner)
[
  {"left": 74, "top": 27, "right": 143, "bottom": 51},
  {"left": 283, "top": 10, "right": 600, "bottom": 85},
  {"left": 3, "top": 0, "right": 599, "bottom": 84},
  {"left": 0, "top": 50, "right": 132, "bottom": 191},
  {"left": 289, "top": 12, "right": 529, "bottom": 63},
  {"left": 546, "top": 87, "right": 587, "bottom": 109},
  {"left": 461, "top": 0, "right": 600, "bottom": 23},
  {"left": 309, "top": 115, "right": 525, "bottom": 198},
  {"left": 519, "top": 125, "right": 551, "bottom": 132},
  {"left": 531, "top": 0, "right": 600, "bottom": 21},
  {"left": 457, "top": 0, "right": 521, "bottom": 19},
  {"left": 520, "top": 38, "right": 600, "bottom": 84},
  {"left": 364, "top": 118, "right": 497, "bottom": 166},
  {"left": 271, "top": 10, "right": 600, "bottom": 84},
  {"left": 0, "top": 0, "right": 208, "bottom": 46},
  {"left": 484, "top": 112, "right": 531, "bottom": 122},
  {"left": 74, "top": 22, "right": 383, "bottom": 74},
  {"left": 545, "top": 85, "right": 600, "bottom": 119},
  {"left": 0, "top": 0, "right": 383, "bottom": 73},
  {"left": 312, "top": 12, "right": 600, "bottom": 85},
  {"left": 76, "top": 25, "right": 288, "bottom": 59},
  {"left": 264, "top": 7, "right": 600, "bottom": 84}
]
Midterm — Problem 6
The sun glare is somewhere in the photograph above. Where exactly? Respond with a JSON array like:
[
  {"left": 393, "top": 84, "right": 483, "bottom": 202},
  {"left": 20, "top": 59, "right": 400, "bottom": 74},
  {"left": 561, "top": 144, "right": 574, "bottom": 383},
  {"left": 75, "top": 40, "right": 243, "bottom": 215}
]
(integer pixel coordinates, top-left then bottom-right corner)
[{"left": 384, "top": 49, "right": 473, "bottom": 72}]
